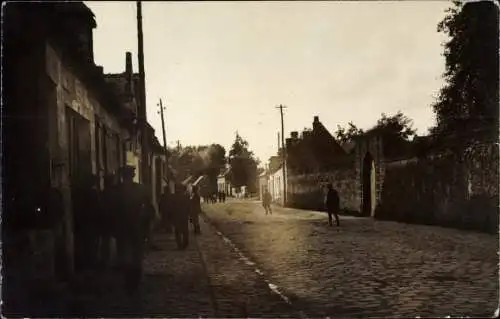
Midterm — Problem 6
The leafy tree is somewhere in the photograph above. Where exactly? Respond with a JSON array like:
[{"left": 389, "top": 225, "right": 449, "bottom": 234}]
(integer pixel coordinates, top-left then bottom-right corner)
[
  {"left": 168, "top": 143, "right": 226, "bottom": 183},
  {"left": 198, "top": 144, "right": 226, "bottom": 179},
  {"left": 335, "top": 122, "right": 364, "bottom": 144},
  {"left": 228, "top": 133, "right": 259, "bottom": 191},
  {"left": 431, "top": 1, "right": 499, "bottom": 141},
  {"left": 375, "top": 111, "right": 416, "bottom": 141}
]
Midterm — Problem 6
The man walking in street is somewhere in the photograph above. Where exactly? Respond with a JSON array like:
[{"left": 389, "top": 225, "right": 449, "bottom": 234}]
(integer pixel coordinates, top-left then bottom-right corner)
[
  {"left": 262, "top": 189, "right": 272, "bottom": 215},
  {"left": 115, "top": 165, "right": 152, "bottom": 294},
  {"left": 190, "top": 185, "right": 202, "bottom": 235},
  {"left": 158, "top": 185, "right": 173, "bottom": 234},
  {"left": 98, "top": 174, "right": 118, "bottom": 269},
  {"left": 172, "top": 184, "right": 190, "bottom": 250},
  {"left": 72, "top": 174, "right": 101, "bottom": 271},
  {"left": 325, "top": 183, "right": 340, "bottom": 227}
]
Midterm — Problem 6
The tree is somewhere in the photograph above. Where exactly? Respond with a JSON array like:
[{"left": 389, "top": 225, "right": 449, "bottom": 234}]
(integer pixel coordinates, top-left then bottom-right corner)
[
  {"left": 168, "top": 143, "right": 226, "bottom": 183},
  {"left": 335, "top": 122, "right": 364, "bottom": 144},
  {"left": 375, "top": 111, "right": 416, "bottom": 141},
  {"left": 198, "top": 144, "right": 226, "bottom": 179},
  {"left": 228, "top": 133, "right": 259, "bottom": 191},
  {"left": 431, "top": 1, "right": 499, "bottom": 141}
]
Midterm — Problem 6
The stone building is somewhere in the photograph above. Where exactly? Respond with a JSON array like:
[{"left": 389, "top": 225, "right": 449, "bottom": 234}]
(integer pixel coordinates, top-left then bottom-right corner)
[
  {"left": 282, "top": 114, "right": 498, "bottom": 232},
  {"left": 3, "top": 3, "right": 167, "bottom": 306},
  {"left": 217, "top": 166, "right": 233, "bottom": 197},
  {"left": 263, "top": 154, "right": 285, "bottom": 204},
  {"left": 258, "top": 171, "right": 268, "bottom": 201}
]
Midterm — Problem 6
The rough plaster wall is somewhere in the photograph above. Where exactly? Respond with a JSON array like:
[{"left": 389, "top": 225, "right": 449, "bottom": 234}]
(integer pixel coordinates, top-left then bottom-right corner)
[
  {"left": 268, "top": 169, "right": 284, "bottom": 205},
  {"left": 47, "top": 42, "right": 125, "bottom": 182},
  {"left": 378, "top": 143, "right": 498, "bottom": 233},
  {"left": 288, "top": 168, "right": 360, "bottom": 212},
  {"left": 354, "top": 135, "right": 385, "bottom": 214}
]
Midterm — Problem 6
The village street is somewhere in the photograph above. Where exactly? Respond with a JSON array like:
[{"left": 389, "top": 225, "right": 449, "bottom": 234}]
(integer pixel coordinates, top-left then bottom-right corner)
[{"left": 201, "top": 199, "right": 499, "bottom": 318}]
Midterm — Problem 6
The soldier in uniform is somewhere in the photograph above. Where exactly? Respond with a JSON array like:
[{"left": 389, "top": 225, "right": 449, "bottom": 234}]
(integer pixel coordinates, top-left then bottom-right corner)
[
  {"left": 172, "top": 184, "right": 190, "bottom": 250},
  {"left": 115, "top": 165, "right": 152, "bottom": 293},
  {"left": 158, "top": 185, "right": 173, "bottom": 234},
  {"left": 262, "top": 189, "right": 272, "bottom": 215},
  {"left": 98, "top": 174, "right": 117, "bottom": 268},
  {"left": 325, "top": 183, "right": 340, "bottom": 227},
  {"left": 73, "top": 174, "right": 100, "bottom": 271},
  {"left": 190, "top": 185, "right": 202, "bottom": 235}
]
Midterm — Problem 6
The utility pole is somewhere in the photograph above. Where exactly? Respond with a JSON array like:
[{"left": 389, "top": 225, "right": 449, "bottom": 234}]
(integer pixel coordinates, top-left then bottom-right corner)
[
  {"left": 275, "top": 104, "right": 287, "bottom": 206},
  {"left": 158, "top": 98, "right": 168, "bottom": 179},
  {"left": 277, "top": 132, "right": 280, "bottom": 151},
  {"left": 137, "top": 1, "right": 149, "bottom": 186}
]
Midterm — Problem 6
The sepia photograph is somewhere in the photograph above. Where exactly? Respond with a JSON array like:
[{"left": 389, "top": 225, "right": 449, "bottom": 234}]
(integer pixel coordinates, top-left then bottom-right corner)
[{"left": 1, "top": 0, "right": 499, "bottom": 317}]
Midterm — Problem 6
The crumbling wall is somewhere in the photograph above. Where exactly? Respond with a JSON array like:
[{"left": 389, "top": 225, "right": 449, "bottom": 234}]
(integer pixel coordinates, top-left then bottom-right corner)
[
  {"left": 287, "top": 167, "right": 360, "bottom": 213},
  {"left": 376, "top": 143, "right": 498, "bottom": 233}
]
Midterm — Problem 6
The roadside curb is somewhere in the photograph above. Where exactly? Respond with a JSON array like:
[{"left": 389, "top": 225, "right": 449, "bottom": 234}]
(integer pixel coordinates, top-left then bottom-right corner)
[{"left": 200, "top": 212, "right": 308, "bottom": 319}]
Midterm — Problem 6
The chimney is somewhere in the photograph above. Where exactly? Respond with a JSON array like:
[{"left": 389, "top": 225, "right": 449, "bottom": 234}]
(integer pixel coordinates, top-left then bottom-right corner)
[
  {"left": 126, "top": 52, "right": 133, "bottom": 75},
  {"left": 125, "top": 51, "right": 133, "bottom": 97},
  {"left": 313, "top": 116, "right": 320, "bottom": 130}
]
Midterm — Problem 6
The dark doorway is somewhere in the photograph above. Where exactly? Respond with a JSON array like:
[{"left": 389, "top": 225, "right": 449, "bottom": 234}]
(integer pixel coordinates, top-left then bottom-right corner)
[
  {"left": 362, "top": 152, "right": 376, "bottom": 216},
  {"left": 66, "top": 107, "right": 92, "bottom": 184}
]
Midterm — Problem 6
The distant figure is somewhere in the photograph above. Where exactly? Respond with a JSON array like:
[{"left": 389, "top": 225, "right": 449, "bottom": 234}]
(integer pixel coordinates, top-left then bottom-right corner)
[
  {"left": 262, "top": 190, "right": 272, "bottom": 215},
  {"left": 325, "top": 183, "right": 340, "bottom": 227},
  {"left": 190, "top": 185, "right": 202, "bottom": 234},
  {"left": 158, "top": 185, "right": 173, "bottom": 234},
  {"left": 172, "top": 184, "right": 190, "bottom": 249}
]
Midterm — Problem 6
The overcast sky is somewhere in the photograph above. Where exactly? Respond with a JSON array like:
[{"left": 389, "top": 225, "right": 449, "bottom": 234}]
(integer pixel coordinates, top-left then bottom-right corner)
[{"left": 85, "top": 1, "right": 451, "bottom": 163}]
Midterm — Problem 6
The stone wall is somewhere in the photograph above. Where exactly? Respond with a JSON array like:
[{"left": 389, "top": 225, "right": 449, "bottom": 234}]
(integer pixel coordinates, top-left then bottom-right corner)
[
  {"left": 287, "top": 167, "right": 360, "bottom": 213},
  {"left": 354, "top": 134, "right": 385, "bottom": 215},
  {"left": 376, "top": 143, "right": 499, "bottom": 233}
]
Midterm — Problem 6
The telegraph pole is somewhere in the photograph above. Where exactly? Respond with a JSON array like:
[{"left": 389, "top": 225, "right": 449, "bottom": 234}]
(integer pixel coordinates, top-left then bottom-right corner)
[
  {"left": 137, "top": 1, "right": 149, "bottom": 186},
  {"left": 277, "top": 132, "right": 280, "bottom": 151},
  {"left": 158, "top": 98, "right": 168, "bottom": 179},
  {"left": 275, "top": 104, "right": 287, "bottom": 205}
]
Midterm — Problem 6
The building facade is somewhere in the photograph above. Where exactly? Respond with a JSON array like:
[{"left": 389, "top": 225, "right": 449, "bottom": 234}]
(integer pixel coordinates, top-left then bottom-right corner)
[
  {"left": 217, "top": 166, "right": 233, "bottom": 196},
  {"left": 3, "top": 3, "right": 167, "bottom": 299}
]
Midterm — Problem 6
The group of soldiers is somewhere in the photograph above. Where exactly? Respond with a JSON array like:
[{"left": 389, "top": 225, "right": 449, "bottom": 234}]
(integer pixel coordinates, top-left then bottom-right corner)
[
  {"left": 72, "top": 165, "right": 202, "bottom": 294},
  {"left": 202, "top": 191, "right": 226, "bottom": 204},
  {"left": 158, "top": 182, "right": 202, "bottom": 250}
]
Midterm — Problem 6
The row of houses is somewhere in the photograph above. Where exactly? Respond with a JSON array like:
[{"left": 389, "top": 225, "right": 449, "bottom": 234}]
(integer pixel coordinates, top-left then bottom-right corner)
[
  {"left": 260, "top": 116, "right": 351, "bottom": 206},
  {"left": 3, "top": 2, "right": 170, "bottom": 292},
  {"left": 258, "top": 115, "right": 498, "bottom": 233}
]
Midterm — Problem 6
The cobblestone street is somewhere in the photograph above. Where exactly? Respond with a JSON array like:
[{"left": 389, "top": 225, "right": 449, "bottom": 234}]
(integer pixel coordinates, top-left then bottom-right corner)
[
  {"left": 8, "top": 215, "right": 298, "bottom": 318},
  {"left": 202, "top": 199, "right": 499, "bottom": 318},
  {"left": 68, "top": 217, "right": 297, "bottom": 318}
]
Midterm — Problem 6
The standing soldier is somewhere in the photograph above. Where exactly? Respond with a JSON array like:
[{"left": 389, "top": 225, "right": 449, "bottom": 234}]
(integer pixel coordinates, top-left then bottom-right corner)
[
  {"left": 115, "top": 165, "right": 152, "bottom": 293},
  {"left": 98, "top": 174, "right": 117, "bottom": 268},
  {"left": 190, "top": 185, "right": 202, "bottom": 235},
  {"left": 158, "top": 185, "right": 173, "bottom": 234},
  {"left": 262, "top": 189, "right": 272, "bottom": 215},
  {"left": 73, "top": 174, "right": 100, "bottom": 271},
  {"left": 325, "top": 183, "right": 341, "bottom": 227},
  {"left": 172, "top": 184, "right": 190, "bottom": 250}
]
